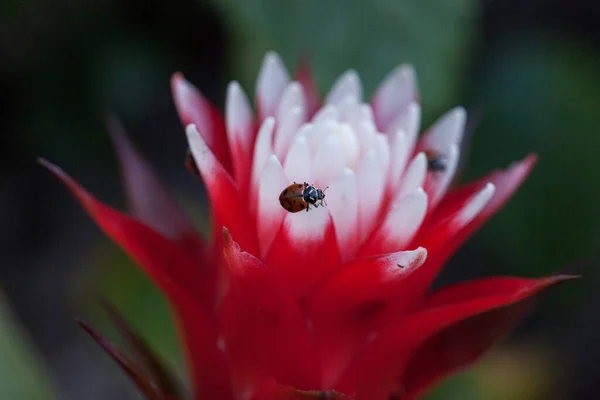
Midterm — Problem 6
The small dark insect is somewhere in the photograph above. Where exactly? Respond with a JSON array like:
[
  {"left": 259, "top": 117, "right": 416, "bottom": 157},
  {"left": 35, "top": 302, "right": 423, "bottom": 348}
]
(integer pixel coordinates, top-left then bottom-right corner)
[
  {"left": 424, "top": 149, "right": 447, "bottom": 172},
  {"left": 185, "top": 148, "right": 200, "bottom": 177},
  {"left": 279, "top": 182, "right": 328, "bottom": 213},
  {"left": 397, "top": 264, "right": 405, "bottom": 269}
]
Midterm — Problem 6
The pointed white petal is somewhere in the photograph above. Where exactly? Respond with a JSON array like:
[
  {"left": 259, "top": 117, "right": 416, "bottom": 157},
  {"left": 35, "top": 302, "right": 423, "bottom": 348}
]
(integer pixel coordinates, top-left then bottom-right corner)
[
  {"left": 284, "top": 205, "right": 330, "bottom": 244},
  {"left": 311, "top": 104, "right": 339, "bottom": 125},
  {"left": 387, "top": 129, "right": 409, "bottom": 190},
  {"left": 356, "top": 149, "right": 387, "bottom": 242},
  {"left": 186, "top": 124, "right": 219, "bottom": 176},
  {"left": 454, "top": 183, "right": 495, "bottom": 227},
  {"left": 312, "top": 133, "right": 346, "bottom": 188},
  {"left": 256, "top": 155, "right": 288, "bottom": 257},
  {"left": 226, "top": 81, "right": 254, "bottom": 152},
  {"left": 372, "top": 64, "right": 418, "bottom": 131},
  {"left": 274, "top": 106, "right": 304, "bottom": 161},
  {"left": 326, "top": 168, "right": 359, "bottom": 261},
  {"left": 325, "top": 70, "right": 362, "bottom": 105},
  {"left": 371, "top": 188, "right": 428, "bottom": 253},
  {"left": 378, "top": 247, "right": 428, "bottom": 273},
  {"left": 374, "top": 133, "right": 391, "bottom": 175},
  {"left": 386, "top": 102, "right": 421, "bottom": 153},
  {"left": 426, "top": 144, "right": 460, "bottom": 207},
  {"left": 276, "top": 81, "right": 306, "bottom": 124},
  {"left": 250, "top": 118, "right": 275, "bottom": 209},
  {"left": 395, "top": 152, "right": 427, "bottom": 201},
  {"left": 421, "top": 107, "right": 466, "bottom": 152},
  {"left": 255, "top": 52, "right": 290, "bottom": 119},
  {"left": 283, "top": 134, "right": 312, "bottom": 184}
]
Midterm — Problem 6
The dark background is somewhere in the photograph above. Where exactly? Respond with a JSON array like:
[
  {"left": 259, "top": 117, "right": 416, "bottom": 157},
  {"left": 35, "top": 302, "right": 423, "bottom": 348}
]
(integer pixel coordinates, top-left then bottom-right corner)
[{"left": 1, "top": 0, "right": 599, "bottom": 398}]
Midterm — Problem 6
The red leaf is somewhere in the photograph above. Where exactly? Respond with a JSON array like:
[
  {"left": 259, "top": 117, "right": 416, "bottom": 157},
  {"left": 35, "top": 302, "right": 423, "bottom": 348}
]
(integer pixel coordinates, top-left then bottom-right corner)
[
  {"left": 77, "top": 320, "right": 165, "bottom": 400},
  {"left": 102, "top": 301, "right": 182, "bottom": 398},
  {"left": 39, "top": 159, "right": 213, "bottom": 305},
  {"left": 253, "top": 379, "right": 351, "bottom": 400},
  {"left": 336, "top": 275, "right": 574, "bottom": 400},
  {"left": 304, "top": 248, "right": 427, "bottom": 388},
  {"left": 405, "top": 154, "right": 537, "bottom": 308},
  {"left": 40, "top": 160, "right": 233, "bottom": 399},
  {"left": 219, "top": 228, "right": 321, "bottom": 397}
]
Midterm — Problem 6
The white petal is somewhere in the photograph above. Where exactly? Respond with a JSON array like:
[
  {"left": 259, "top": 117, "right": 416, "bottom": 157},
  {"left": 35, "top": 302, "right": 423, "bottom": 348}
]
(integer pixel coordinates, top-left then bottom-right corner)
[
  {"left": 387, "top": 129, "right": 408, "bottom": 189},
  {"left": 311, "top": 104, "right": 339, "bottom": 125},
  {"left": 421, "top": 107, "right": 466, "bottom": 152},
  {"left": 386, "top": 102, "right": 421, "bottom": 154},
  {"left": 378, "top": 247, "right": 428, "bottom": 274},
  {"left": 225, "top": 81, "right": 254, "bottom": 153},
  {"left": 325, "top": 70, "right": 362, "bottom": 105},
  {"left": 186, "top": 124, "right": 222, "bottom": 179},
  {"left": 274, "top": 106, "right": 304, "bottom": 161},
  {"left": 373, "top": 189, "right": 428, "bottom": 253},
  {"left": 426, "top": 144, "right": 460, "bottom": 207},
  {"left": 453, "top": 183, "right": 495, "bottom": 227},
  {"left": 356, "top": 149, "right": 386, "bottom": 242},
  {"left": 326, "top": 168, "right": 359, "bottom": 260},
  {"left": 257, "top": 155, "right": 288, "bottom": 257},
  {"left": 276, "top": 81, "right": 306, "bottom": 125},
  {"left": 284, "top": 205, "right": 330, "bottom": 245},
  {"left": 312, "top": 134, "right": 346, "bottom": 188},
  {"left": 250, "top": 118, "right": 275, "bottom": 209},
  {"left": 283, "top": 134, "right": 312, "bottom": 184},
  {"left": 372, "top": 64, "right": 418, "bottom": 131},
  {"left": 394, "top": 152, "right": 427, "bottom": 201},
  {"left": 374, "top": 133, "right": 391, "bottom": 175},
  {"left": 255, "top": 52, "right": 290, "bottom": 119}
]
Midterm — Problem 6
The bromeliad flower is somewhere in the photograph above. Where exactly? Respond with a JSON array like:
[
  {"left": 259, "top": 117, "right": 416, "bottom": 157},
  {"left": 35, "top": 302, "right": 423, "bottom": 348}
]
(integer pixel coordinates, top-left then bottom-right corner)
[{"left": 42, "top": 52, "right": 575, "bottom": 400}]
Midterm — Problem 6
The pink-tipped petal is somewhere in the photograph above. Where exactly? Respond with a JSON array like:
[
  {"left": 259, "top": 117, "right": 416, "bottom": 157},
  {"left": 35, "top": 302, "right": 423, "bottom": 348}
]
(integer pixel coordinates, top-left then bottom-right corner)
[
  {"left": 226, "top": 81, "right": 256, "bottom": 195},
  {"left": 250, "top": 118, "right": 276, "bottom": 214},
  {"left": 327, "top": 169, "right": 360, "bottom": 261},
  {"left": 424, "top": 144, "right": 460, "bottom": 207},
  {"left": 171, "top": 73, "right": 232, "bottom": 172},
  {"left": 312, "top": 104, "right": 338, "bottom": 125},
  {"left": 374, "top": 134, "right": 391, "bottom": 176},
  {"left": 418, "top": 107, "right": 466, "bottom": 153},
  {"left": 256, "top": 52, "right": 290, "bottom": 120},
  {"left": 385, "top": 102, "right": 421, "bottom": 149},
  {"left": 394, "top": 152, "right": 427, "bottom": 202},
  {"left": 356, "top": 149, "right": 387, "bottom": 242},
  {"left": 256, "top": 156, "right": 288, "bottom": 257},
  {"left": 265, "top": 208, "right": 341, "bottom": 299},
  {"left": 360, "top": 189, "right": 428, "bottom": 256},
  {"left": 186, "top": 124, "right": 259, "bottom": 256},
  {"left": 274, "top": 106, "right": 305, "bottom": 162},
  {"left": 325, "top": 70, "right": 362, "bottom": 105},
  {"left": 284, "top": 134, "right": 313, "bottom": 185},
  {"left": 312, "top": 134, "right": 346, "bottom": 189},
  {"left": 371, "top": 64, "right": 418, "bottom": 132}
]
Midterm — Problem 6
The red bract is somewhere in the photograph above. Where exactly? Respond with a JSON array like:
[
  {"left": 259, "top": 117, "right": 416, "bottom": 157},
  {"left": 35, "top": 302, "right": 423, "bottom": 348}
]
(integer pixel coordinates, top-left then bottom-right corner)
[{"left": 43, "top": 52, "right": 576, "bottom": 400}]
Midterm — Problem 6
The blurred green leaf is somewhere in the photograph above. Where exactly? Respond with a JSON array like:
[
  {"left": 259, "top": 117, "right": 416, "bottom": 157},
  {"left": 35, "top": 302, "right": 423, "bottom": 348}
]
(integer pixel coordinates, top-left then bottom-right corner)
[
  {"left": 210, "top": 0, "right": 480, "bottom": 121},
  {"left": 465, "top": 34, "right": 600, "bottom": 289},
  {"left": 0, "top": 296, "right": 57, "bottom": 399}
]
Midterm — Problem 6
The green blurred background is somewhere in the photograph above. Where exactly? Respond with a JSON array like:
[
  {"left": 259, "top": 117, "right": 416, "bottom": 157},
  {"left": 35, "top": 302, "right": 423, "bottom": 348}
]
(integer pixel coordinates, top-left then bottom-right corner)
[{"left": 1, "top": 0, "right": 599, "bottom": 398}]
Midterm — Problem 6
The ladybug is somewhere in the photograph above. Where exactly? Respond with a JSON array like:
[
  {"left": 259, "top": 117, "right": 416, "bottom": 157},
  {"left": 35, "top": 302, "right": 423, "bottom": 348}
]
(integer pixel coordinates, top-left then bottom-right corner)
[
  {"left": 424, "top": 149, "right": 447, "bottom": 172},
  {"left": 279, "top": 182, "right": 327, "bottom": 213},
  {"left": 185, "top": 148, "right": 200, "bottom": 177}
]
